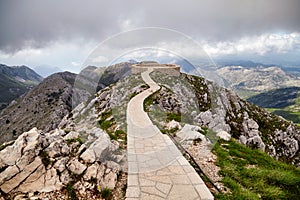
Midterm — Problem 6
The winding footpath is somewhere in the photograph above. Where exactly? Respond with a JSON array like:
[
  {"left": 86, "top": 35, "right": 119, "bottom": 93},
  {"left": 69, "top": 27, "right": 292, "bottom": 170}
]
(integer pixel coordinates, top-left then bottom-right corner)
[{"left": 126, "top": 67, "right": 214, "bottom": 199}]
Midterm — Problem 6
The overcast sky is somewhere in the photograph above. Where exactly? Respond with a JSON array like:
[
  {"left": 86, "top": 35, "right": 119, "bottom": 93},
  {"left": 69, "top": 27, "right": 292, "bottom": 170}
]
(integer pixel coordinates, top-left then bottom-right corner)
[{"left": 0, "top": 0, "right": 300, "bottom": 72}]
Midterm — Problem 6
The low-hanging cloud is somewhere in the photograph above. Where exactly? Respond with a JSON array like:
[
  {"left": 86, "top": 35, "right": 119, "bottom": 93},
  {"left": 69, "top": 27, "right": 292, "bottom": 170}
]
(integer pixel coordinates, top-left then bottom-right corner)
[{"left": 1, "top": 0, "right": 300, "bottom": 53}]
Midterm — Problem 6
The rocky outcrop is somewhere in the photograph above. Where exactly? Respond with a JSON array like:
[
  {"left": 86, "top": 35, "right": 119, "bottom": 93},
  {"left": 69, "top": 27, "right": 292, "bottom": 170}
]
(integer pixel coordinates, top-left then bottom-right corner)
[
  {"left": 177, "top": 124, "right": 206, "bottom": 142},
  {"left": 0, "top": 125, "right": 122, "bottom": 197},
  {"left": 149, "top": 71, "right": 300, "bottom": 167}
]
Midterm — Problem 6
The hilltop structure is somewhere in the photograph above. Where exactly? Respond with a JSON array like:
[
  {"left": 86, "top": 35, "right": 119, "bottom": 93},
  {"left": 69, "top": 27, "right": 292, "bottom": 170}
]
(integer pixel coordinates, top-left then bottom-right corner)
[{"left": 131, "top": 61, "right": 180, "bottom": 76}]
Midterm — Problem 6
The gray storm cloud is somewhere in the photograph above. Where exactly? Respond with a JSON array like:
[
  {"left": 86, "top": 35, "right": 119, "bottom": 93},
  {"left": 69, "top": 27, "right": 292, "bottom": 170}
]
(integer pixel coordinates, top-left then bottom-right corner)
[{"left": 0, "top": 0, "right": 300, "bottom": 53}]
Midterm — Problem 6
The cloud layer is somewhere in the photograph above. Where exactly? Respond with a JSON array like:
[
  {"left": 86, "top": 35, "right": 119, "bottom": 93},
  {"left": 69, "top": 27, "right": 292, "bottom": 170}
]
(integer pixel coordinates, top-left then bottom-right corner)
[
  {"left": 202, "top": 32, "right": 300, "bottom": 56},
  {"left": 1, "top": 0, "right": 300, "bottom": 52},
  {"left": 0, "top": 0, "right": 300, "bottom": 69}
]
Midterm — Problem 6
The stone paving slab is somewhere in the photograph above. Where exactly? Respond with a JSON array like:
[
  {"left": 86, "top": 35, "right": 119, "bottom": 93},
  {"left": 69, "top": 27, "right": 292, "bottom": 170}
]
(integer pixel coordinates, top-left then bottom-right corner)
[{"left": 126, "top": 67, "right": 214, "bottom": 200}]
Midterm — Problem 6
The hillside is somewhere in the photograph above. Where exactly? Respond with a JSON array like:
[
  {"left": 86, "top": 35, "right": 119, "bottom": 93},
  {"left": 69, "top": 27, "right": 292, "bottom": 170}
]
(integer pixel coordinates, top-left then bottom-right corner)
[
  {"left": 248, "top": 87, "right": 300, "bottom": 125},
  {"left": 0, "top": 62, "right": 133, "bottom": 144},
  {"left": 0, "top": 72, "right": 92, "bottom": 144},
  {"left": 0, "top": 63, "right": 299, "bottom": 199},
  {"left": 0, "top": 64, "right": 43, "bottom": 110}
]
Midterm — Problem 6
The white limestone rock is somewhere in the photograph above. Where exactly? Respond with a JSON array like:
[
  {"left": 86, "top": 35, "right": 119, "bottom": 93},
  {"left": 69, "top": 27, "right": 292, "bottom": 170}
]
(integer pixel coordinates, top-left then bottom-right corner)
[
  {"left": 177, "top": 124, "right": 206, "bottom": 141},
  {"left": 166, "top": 120, "right": 182, "bottom": 130},
  {"left": 217, "top": 131, "right": 231, "bottom": 141},
  {"left": 67, "top": 159, "right": 87, "bottom": 175}
]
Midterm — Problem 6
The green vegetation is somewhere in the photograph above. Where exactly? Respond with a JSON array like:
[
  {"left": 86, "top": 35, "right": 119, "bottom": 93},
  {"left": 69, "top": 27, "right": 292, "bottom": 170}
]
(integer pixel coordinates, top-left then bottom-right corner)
[
  {"left": 100, "top": 120, "right": 113, "bottom": 130},
  {"left": 98, "top": 110, "right": 115, "bottom": 132},
  {"left": 144, "top": 89, "right": 182, "bottom": 133},
  {"left": 143, "top": 88, "right": 160, "bottom": 112},
  {"left": 166, "top": 112, "right": 181, "bottom": 122},
  {"left": 65, "top": 182, "right": 78, "bottom": 200},
  {"left": 97, "top": 109, "right": 127, "bottom": 146},
  {"left": 161, "top": 127, "right": 179, "bottom": 135},
  {"left": 39, "top": 150, "right": 52, "bottom": 167},
  {"left": 214, "top": 139, "right": 300, "bottom": 200},
  {"left": 266, "top": 108, "right": 300, "bottom": 124},
  {"left": 0, "top": 142, "right": 11, "bottom": 151},
  {"left": 101, "top": 188, "right": 113, "bottom": 200},
  {"left": 66, "top": 137, "right": 84, "bottom": 145},
  {"left": 247, "top": 87, "right": 300, "bottom": 125}
]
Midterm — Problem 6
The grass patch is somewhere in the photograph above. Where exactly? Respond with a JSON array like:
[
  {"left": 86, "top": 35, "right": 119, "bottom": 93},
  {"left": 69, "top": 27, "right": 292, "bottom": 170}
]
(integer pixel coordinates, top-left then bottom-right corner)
[
  {"left": 98, "top": 109, "right": 127, "bottom": 145},
  {"left": 101, "top": 188, "right": 113, "bottom": 200},
  {"left": 143, "top": 89, "right": 160, "bottom": 112},
  {"left": 100, "top": 120, "right": 113, "bottom": 130},
  {"left": 166, "top": 112, "right": 181, "bottom": 122},
  {"left": 99, "top": 110, "right": 113, "bottom": 123},
  {"left": 65, "top": 182, "right": 78, "bottom": 200},
  {"left": 98, "top": 110, "right": 115, "bottom": 133},
  {"left": 214, "top": 139, "right": 300, "bottom": 199}
]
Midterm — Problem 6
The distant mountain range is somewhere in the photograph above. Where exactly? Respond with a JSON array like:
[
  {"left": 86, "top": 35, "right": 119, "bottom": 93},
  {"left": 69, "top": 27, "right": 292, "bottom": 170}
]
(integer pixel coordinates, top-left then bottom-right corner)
[
  {"left": 216, "top": 60, "right": 279, "bottom": 68},
  {"left": 193, "top": 61, "right": 300, "bottom": 98},
  {"left": 0, "top": 64, "right": 43, "bottom": 110}
]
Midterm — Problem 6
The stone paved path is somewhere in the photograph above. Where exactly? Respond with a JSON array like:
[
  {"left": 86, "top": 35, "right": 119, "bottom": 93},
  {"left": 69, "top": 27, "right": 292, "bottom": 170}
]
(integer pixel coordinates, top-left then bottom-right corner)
[{"left": 126, "top": 67, "right": 214, "bottom": 199}]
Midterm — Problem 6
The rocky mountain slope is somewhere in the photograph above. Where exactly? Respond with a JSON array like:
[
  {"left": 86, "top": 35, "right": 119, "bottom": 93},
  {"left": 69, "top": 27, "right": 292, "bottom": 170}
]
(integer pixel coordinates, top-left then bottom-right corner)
[
  {"left": 0, "top": 72, "right": 91, "bottom": 144},
  {"left": 146, "top": 70, "right": 300, "bottom": 166},
  {"left": 0, "top": 64, "right": 43, "bottom": 110},
  {"left": 0, "top": 63, "right": 299, "bottom": 199},
  {"left": 0, "top": 71, "right": 147, "bottom": 199},
  {"left": 0, "top": 62, "right": 133, "bottom": 145}
]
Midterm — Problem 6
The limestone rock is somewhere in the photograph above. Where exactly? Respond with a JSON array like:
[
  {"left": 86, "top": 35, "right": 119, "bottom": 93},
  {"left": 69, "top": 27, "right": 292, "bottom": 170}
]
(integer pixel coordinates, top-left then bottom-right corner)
[
  {"left": 0, "top": 128, "right": 40, "bottom": 167},
  {"left": 43, "top": 168, "right": 62, "bottom": 192},
  {"left": 64, "top": 131, "right": 79, "bottom": 140},
  {"left": 0, "top": 165, "right": 19, "bottom": 185},
  {"left": 53, "top": 157, "right": 68, "bottom": 172},
  {"left": 217, "top": 131, "right": 231, "bottom": 141},
  {"left": 67, "top": 159, "right": 87, "bottom": 175},
  {"left": 0, "top": 157, "right": 42, "bottom": 193},
  {"left": 177, "top": 124, "right": 206, "bottom": 141},
  {"left": 17, "top": 164, "right": 46, "bottom": 192},
  {"left": 101, "top": 171, "right": 117, "bottom": 189},
  {"left": 247, "top": 136, "right": 266, "bottom": 151},
  {"left": 166, "top": 120, "right": 182, "bottom": 130},
  {"left": 46, "top": 140, "right": 63, "bottom": 158},
  {"left": 83, "top": 163, "right": 99, "bottom": 181},
  {"left": 80, "top": 148, "right": 96, "bottom": 164},
  {"left": 80, "top": 132, "right": 111, "bottom": 163},
  {"left": 60, "top": 170, "right": 71, "bottom": 185}
]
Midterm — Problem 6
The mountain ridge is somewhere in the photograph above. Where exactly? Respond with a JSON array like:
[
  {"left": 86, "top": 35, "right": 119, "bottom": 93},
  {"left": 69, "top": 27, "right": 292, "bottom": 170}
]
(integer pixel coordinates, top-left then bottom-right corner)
[
  {"left": 0, "top": 64, "right": 43, "bottom": 110},
  {"left": 0, "top": 63, "right": 299, "bottom": 199}
]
